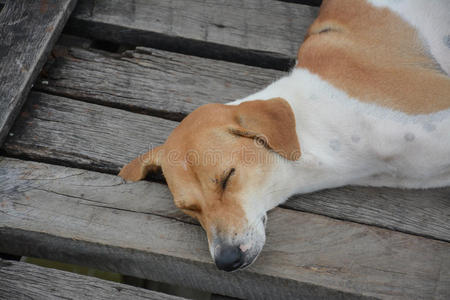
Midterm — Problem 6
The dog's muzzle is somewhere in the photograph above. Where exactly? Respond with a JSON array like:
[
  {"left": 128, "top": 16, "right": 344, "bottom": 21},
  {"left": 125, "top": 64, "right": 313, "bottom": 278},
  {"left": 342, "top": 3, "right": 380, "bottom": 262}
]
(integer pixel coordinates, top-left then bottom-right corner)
[{"left": 212, "top": 214, "right": 267, "bottom": 272}]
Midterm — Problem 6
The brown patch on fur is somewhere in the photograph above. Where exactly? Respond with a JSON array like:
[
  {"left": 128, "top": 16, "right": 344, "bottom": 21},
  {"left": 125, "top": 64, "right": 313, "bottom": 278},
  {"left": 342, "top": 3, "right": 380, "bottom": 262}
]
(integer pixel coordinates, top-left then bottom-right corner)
[
  {"left": 118, "top": 98, "right": 300, "bottom": 239},
  {"left": 118, "top": 146, "right": 163, "bottom": 181},
  {"left": 233, "top": 98, "right": 301, "bottom": 160},
  {"left": 164, "top": 98, "right": 299, "bottom": 236},
  {"left": 297, "top": 0, "right": 450, "bottom": 114}
]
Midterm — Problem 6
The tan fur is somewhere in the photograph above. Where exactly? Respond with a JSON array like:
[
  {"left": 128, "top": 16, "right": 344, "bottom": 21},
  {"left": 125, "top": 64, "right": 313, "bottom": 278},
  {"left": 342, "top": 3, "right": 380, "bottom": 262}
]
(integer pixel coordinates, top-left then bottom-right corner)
[
  {"left": 118, "top": 146, "right": 163, "bottom": 181},
  {"left": 119, "top": 98, "right": 300, "bottom": 238},
  {"left": 297, "top": 0, "right": 450, "bottom": 114},
  {"left": 232, "top": 98, "right": 301, "bottom": 160}
]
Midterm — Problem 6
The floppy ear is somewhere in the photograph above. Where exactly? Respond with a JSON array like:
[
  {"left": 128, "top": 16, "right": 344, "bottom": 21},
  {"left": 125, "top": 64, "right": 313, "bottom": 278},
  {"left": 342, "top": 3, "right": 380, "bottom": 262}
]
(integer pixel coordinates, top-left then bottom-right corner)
[
  {"left": 118, "top": 145, "right": 164, "bottom": 181},
  {"left": 232, "top": 97, "right": 301, "bottom": 160}
]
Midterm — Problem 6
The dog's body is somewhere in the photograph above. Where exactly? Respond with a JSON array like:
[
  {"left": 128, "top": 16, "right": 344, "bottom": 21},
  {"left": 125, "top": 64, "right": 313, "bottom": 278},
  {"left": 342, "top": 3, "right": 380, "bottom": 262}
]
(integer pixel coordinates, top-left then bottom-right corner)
[
  {"left": 230, "top": 0, "right": 450, "bottom": 202},
  {"left": 231, "top": 68, "right": 450, "bottom": 196},
  {"left": 120, "top": 0, "right": 450, "bottom": 271}
]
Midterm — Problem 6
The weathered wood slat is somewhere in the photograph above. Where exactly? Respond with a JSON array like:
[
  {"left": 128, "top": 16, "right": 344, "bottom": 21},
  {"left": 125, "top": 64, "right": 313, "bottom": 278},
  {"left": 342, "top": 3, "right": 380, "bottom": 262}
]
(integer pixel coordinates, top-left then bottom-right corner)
[
  {"left": 3, "top": 91, "right": 178, "bottom": 174},
  {"left": 0, "top": 259, "right": 186, "bottom": 300},
  {"left": 1, "top": 158, "right": 449, "bottom": 300},
  {"left": 283, "top": 186, "right": 450, "bottom": 242},
  {"left": 33, "top": 45, "right": 450, "bottom": 241},
  {"left": 66, "top": 0, "right": 318, "bottom": 70},
  {"left": 3, "top": 91, "right": 450, "bottom": 242},
  {"left": 0, "top": 0, "right": 77, "bottom": 146},
  {"left": 37, "top": 45, "right": 282, "bottom": 120}
]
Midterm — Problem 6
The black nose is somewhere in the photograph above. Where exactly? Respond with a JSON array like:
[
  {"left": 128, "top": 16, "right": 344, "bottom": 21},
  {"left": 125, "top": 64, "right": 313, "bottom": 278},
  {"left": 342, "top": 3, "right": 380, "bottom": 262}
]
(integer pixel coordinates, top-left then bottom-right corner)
[{"left": 214, "top": 245, "right": 244, "bottom": 272}]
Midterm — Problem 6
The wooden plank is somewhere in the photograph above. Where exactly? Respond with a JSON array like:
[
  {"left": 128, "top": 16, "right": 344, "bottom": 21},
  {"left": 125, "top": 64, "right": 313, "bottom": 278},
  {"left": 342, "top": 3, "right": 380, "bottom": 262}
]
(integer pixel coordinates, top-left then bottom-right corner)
[
  {"left": 33, "top": 45, "right": 450, "bottom": 241},
  {"left": 0, "top": 0, "right": 77, "bottom": 146},
  {"left": 36, "top": 45, "right": 282, "bottom": 121},
  {"left": 66, "top": 0, "right": 318, "bottom": 70},
  {"left": 3, "top": 91, "right": 178, "bottom": 174},
  {"left": 0, "top": 259, "right": 186, "bottom": 300},
  {"left": 3, "top": 91, "right": 450, "bottom": 242},
  {"left": 284, "top": 186, "right": 450, "bottom": 242},
  {"left": 1, "top": 157, "right": 449, "bottom": 300}
]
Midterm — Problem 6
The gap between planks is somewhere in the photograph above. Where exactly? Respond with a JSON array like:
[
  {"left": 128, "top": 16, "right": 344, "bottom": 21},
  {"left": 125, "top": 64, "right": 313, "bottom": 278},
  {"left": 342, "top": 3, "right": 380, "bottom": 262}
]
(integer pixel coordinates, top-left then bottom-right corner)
[
  {"left": 35, "top": 43, "right": 284, "bottom": 122},
  {"left": 15, "top": 43, "right": 450, "bottom": 243},
  {"left": 0, "top": 258, "right": 187, "bottom": 300},
  {"left": 64, "top": 0, "right": 319, "bottom": 71},
  {"left": 1, "top": 157, "right": 449, "bottom": 299},
  {"left": 2, "top": 91, "right": 450, "bottom": 244}
]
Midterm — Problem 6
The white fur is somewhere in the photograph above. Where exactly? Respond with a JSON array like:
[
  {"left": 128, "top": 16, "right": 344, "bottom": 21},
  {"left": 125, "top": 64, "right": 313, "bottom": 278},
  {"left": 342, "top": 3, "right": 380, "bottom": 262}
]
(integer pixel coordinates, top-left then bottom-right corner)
[
  {"left": 230, "top": 67, "right": 450, "bottom": 211},
  {"left": 227, "top": 1, "right": 450, "bottom": 212},
  {"left": 203, "top": 1, "right": 450, "bottom": 269}
]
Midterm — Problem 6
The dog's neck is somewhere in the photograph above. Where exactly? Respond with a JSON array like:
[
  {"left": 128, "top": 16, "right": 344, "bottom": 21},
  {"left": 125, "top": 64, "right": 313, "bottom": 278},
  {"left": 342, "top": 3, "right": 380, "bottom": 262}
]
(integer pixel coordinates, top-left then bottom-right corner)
[
  {"left": 231, "top": 0, "right": 450, "bottom": 209},
  {"left": 229, "top": 67, "right": 450, "bottom": 208},
  {"left": 230, "top": 69, "right": 374, "bottom": 196}
]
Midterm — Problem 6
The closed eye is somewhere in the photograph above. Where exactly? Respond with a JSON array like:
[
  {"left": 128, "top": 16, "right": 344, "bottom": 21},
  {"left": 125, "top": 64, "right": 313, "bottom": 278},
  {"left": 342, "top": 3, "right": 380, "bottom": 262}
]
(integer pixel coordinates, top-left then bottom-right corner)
[{"left": 221, "top": 168, "right": 235, "bottom": 190}]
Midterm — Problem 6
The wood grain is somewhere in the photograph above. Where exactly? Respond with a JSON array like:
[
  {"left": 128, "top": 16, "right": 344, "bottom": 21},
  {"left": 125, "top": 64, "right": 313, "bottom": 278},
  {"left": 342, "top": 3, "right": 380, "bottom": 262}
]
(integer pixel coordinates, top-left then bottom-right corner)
[
  {"left": 3, "top": 91, "right": 178, "bottom": 174},
  {"left": 284, "top": 186, "right": 450, "bottom": 242},
  {"left": 3, "top": 91, "right": 450, "bottom": 242},
  {"left": 33, "top": 45, "right": 450, "bottom": 241},
  {"left": 1, "top": 157, "right": 449, "bottom": 300},
  {"left": 65, "top": 0, "right": 318, "bottom": 70},
  {"left": 0, "top": 0, "right": 77, "bottom": 146},
  {"left": 36, "top": 45, "right": 282, "bottom": 121},
  {"left": 0, "top": 259, "right": 186, "bottom": 300}
]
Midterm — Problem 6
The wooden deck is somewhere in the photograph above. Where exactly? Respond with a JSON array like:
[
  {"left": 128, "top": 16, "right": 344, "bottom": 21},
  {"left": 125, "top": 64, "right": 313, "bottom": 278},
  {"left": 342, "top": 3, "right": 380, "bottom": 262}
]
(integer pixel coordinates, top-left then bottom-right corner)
[
  {"left": 0, "top": 0, "right": 449, "bottom": 299},
  {"left": 0, "top": 259, "right": 186, "bottom": 300},
  {"left": 0, "top": 0, "right": 77, "bottom": 145}
]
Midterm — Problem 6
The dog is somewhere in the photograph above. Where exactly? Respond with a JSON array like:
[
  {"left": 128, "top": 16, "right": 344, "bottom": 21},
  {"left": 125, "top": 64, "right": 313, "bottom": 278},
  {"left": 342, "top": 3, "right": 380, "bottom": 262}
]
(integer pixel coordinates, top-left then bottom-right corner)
[{"left": 119, "top": 0, "right": 450, "bottom": 272}]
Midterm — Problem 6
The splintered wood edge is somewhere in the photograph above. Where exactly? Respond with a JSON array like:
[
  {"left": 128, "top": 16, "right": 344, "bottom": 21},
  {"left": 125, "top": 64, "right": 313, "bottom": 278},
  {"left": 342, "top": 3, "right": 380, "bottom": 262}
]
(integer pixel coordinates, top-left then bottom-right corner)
[{"left": 0, "top": 0, "right": 77, "bottom": 146}]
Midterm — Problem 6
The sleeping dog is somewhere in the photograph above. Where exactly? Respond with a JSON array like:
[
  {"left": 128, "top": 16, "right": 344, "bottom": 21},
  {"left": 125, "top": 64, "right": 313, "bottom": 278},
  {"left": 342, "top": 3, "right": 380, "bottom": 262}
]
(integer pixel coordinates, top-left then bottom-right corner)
[{"left": 119, "top": 0, "right": 450, "bottom": 272}]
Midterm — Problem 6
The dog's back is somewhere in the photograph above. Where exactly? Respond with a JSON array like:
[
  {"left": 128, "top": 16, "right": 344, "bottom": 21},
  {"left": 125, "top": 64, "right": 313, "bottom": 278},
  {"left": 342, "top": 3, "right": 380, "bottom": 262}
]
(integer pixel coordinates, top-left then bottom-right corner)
[
  {"left": 297, "top": 0, "right": 450, "bottom": 115},
  {"left": 368, "top": 0, "right": 450, "bottom": 75}
]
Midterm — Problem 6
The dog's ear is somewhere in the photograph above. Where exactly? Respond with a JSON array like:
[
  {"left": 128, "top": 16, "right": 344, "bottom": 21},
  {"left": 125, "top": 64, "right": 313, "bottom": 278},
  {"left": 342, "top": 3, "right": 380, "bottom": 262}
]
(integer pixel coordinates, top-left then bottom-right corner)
[
  {"left": 231, "top": 98, "right": 301, "bottom": 161},
  {"left": 118, "top": 145, "right": 164, "bottom": 181}
]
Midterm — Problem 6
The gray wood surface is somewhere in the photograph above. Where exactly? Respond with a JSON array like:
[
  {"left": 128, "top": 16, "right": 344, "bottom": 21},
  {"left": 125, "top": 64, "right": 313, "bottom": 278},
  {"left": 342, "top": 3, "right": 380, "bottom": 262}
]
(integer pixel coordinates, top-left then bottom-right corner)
[
  {"left": 36, "top": 45, "right": 282, "bottom": 120},
  {"left": 66, "top": 0, "right": 318, "bottom": 70},
  {"left": 1, "top": 157, "right": 449, "bottom": 299},
  {"left": 285, "top": 186, "right": 450, "bottom": 242},
  {"left": 0, "top": 259, "right": 186, "bottom": 300},
  {"left": 3, "top": 91, "right": 450, "bottom": 242},
  {"left": 32, "top": 44, "right": 450, "bottom": 241},
  {"left": 3, "top": 91, "right": 178, "bottom": 174},
  {"left": 0, "top": 0, "right": 77, "bottom": 146}
]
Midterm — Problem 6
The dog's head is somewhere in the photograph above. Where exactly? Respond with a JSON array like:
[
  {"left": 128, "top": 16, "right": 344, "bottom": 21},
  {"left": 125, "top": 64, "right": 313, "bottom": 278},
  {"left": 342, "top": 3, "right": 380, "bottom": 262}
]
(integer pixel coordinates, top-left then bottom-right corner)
[{"left": 119, "top": 98, "right": 300, "bottom": 271}]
